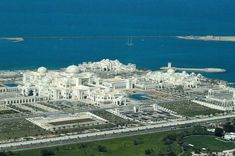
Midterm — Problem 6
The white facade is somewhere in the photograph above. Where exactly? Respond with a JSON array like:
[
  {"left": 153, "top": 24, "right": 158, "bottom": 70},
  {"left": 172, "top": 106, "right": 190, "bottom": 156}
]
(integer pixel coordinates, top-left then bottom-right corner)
[
  {"left": 101, "top": 77, "right": 135, "bottom": 90},
  {"left": 87, "top": 88, "right": 127, "bottom": 106},
  {"left": 224, "top": 132, "right": 235, "bottom": 140},
  {"left": 204, "top": 88, "right": 235, "bottom": 111},
  {"left": 0, "top": 87, "right": 19, "bottom": 94},
  {"left": 21, "top": 66, "right": 91, "bottom": 100},
  {"left": 145, "top": 69, "right": 201, "bottom": 89},
  {"left": 78, "top": 59, "right": 136, "bottom": 73}
]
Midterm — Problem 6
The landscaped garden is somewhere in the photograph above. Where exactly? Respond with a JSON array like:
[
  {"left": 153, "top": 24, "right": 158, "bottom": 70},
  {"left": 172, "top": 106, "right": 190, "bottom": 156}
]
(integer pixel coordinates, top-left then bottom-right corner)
[
  {"left": 158, "top": 100, "right": 222, "bottom": 117},
  {"left": 0, "top": 119, "right": 50, "bottom": 141}
]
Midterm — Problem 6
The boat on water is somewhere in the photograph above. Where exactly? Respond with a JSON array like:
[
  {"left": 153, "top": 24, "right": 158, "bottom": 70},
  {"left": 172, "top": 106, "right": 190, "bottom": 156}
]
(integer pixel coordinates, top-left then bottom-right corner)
[{"left": 126, "top": 36, "right": 134, "bottom": 46}]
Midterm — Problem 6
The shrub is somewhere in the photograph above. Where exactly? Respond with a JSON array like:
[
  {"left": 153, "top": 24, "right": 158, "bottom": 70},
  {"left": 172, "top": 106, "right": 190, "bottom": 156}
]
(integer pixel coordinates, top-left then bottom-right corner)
[
  {"left": 145, "top": 148, "right": 154, "bottom": 155},
  {"left": 0, "top": 152, "right": 7, "bottom": 156},
  {"left": 214, "top": 127, "right": 224, "bottom": 137},
  {"left": 223, "top": 122, "right": 235, "bottom": 132},
  {"left": 97, "top": 145, "right": 108, "bottom": 152},
  {"left": 40, "top": 150, "right": 55, "bottom": 156},
  {"left": 80, "top": 143, "right": 87, "bottom": 149},
  {"left": 133, "top": 139, "right": 143, "bottom": 145}
]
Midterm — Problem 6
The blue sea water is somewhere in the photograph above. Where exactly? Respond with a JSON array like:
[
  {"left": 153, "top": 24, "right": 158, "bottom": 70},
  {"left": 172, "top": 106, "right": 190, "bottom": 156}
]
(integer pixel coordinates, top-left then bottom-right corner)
[{"left": 0, "top": 0, "right": 235, "bottom": 82}]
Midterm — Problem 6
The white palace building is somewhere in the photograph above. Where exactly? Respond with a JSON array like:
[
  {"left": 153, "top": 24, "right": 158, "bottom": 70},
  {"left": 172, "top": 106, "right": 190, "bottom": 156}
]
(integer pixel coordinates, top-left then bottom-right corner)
[
  {"left": 19, "top": 65, "right": 134, "bottom": 107},
  {"left": 1, "top": 59, "right": 234, "bottom": 110},
  {"left": 1, "top": 60, "right": 136, "bottom": 107}
]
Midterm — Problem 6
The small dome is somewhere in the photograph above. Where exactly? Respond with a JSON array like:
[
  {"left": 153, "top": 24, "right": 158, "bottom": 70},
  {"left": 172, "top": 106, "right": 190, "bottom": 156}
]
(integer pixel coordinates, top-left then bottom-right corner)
[
  {"left": 197, "top": 73, "right": 202, "bottom": 77},
  {"left": 66, "top": 65, "right": 79, "bottom": 74},
  {"left": 182, "top": 71, "right": 187, "bottom": 74},
  {"left": 191, "top": 72, "right": 196, "bottom": 76},
  {"left": 37, "top": 67, "right": 47, "bottom": 73}
]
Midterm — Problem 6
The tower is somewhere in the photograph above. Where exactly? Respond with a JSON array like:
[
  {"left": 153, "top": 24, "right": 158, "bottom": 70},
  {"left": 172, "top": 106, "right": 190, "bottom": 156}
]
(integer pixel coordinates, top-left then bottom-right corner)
[
  {"left": 233, "top": 90, "right": 235, "bottom": 104},
  {"left": 232, "top": 90, "right": 235, "bottom": 111},
  {"left": 168, "top": 62, "right": 172, "bottom": 68}
]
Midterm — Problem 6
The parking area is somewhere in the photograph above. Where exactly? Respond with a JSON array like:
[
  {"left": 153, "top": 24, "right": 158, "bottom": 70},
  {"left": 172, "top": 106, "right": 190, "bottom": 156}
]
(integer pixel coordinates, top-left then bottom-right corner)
[{"left": 121, "top": 109, "right": 176, "bottom": 123}]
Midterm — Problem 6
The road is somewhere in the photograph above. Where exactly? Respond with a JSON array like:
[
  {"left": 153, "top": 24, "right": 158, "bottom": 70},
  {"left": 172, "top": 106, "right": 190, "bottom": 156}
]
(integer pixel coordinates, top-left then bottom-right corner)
[{"left": 0, "top": 113, "right": 235, "bottom": 152}]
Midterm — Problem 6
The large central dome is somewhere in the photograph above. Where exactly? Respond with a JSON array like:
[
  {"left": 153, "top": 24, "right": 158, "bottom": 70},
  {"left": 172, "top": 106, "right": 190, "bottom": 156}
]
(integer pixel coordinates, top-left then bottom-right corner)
[
  {"left": 66, "top": 65, "right": 79, "bottom": 74},
  {"left": 37, "top": 67, "right": 47, "bottom": 74}
]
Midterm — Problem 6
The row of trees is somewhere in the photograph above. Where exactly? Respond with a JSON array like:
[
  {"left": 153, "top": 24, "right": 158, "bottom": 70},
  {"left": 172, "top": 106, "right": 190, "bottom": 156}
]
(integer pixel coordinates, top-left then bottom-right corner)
[
  {"left": 40, "top": 144, "right": 109, "bottom": 155},
  {"left": 223, "top": 120, "right": 235, "bottom": 132},
  {"left": 215, "top": 120, "right": 235, "bottom": 137}
]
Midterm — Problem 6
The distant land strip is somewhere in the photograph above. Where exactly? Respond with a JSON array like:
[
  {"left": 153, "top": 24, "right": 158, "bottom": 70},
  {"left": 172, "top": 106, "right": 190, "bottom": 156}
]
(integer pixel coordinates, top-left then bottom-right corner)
[
  {"left": 0, "top": 37, "right": 24, "bottom": 42},
  {"left": 177, "top": 36, "right": 235, "bottom": 42},
  {"left": 0, "top": 35, "right": 176, "bottom": 40},
  {"left": 1, "top": 35, "right": 235, "bottom": 42},
  {"left": 22, "top": 35, "right": 176, "bottom": 39}
]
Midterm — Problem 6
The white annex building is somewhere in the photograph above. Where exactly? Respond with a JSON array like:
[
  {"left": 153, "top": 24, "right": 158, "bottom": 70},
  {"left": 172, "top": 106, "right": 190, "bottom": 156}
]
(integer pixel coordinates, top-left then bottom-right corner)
[
  {"left": 193, "top": 86, "right": 235, "bottom": 111},
  {"left": 144, "top": 69, "right": 202, "bottom": 89}
]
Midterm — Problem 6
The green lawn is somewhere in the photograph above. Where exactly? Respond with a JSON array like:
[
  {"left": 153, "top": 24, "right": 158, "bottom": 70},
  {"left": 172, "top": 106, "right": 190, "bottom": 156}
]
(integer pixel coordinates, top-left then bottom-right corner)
[
  {"left": 158, "top": 101, "right": 222, "bottom": 117},
  {"left": 14, "top": 130, "right": 182, "bottom": 156},
  {"left": 93, "top": 110, "right": 135, "bottom": 125},
  {"left": 7, "top": 129, "right": 235, "bottom": 156},
  {"left": 183, "top": 135, "right": 235, "bottom": 152}
]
